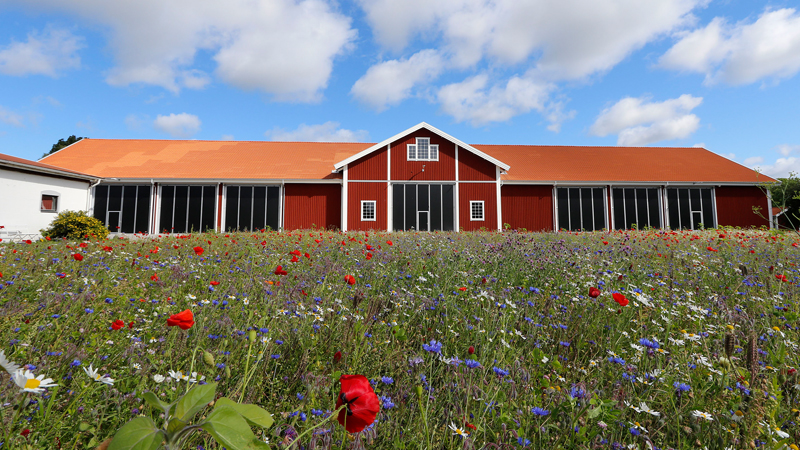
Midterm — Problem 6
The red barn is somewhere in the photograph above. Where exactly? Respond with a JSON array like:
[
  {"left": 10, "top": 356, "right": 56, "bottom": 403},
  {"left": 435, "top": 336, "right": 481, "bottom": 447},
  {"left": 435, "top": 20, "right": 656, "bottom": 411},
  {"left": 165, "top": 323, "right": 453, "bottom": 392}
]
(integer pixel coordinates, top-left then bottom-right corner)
[{"left": 39, "top": 122, "right": 775, "bottom": 233}]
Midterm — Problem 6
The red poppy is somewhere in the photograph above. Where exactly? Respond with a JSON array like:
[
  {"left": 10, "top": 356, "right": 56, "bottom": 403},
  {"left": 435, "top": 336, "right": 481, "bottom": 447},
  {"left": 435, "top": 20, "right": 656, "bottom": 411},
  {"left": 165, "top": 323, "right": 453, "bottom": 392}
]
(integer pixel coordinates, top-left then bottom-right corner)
[
  {"left": 128, "top": 321, "right": 135, "bottom": 329},
  {"left": 386, "top": 240, "right": 393, "bottom": 246},
  {"left": 166, "top": 309, "right": 195, "bottom": 330},
  {"left": 21, "top": 429, "right": 30, "bottom": 438},
  {"left": 210, "top": 281, "right": 220, "bottom": 286},
  {"left": 111, "top": 319, "right": 125, "bottom": 330},
  {"left": 193, "top": 246, "right": 204, "bottom": 256},
  {"left": 103, "top": 246, "right": 113, "bottom": 252},
  {"left": 344, "top": 274, "right": 356, "bottom": 285},
  {"left": 289, "top": 250, "right": 301, "bottom": 256},
  {"left": 612, "top": 293, "right": 629, "bottom": 307},
  {"left": 365, "top": 252, "right": 372, "bottom": 260},
  {"left": 706, "top": 246, "right": 718, "bottom": 252},
  {"left": 274, "top": 265, "right": 288, "bottom": 276},
  {"left": 336, "top": 374, "right": 380, "bottom": 433},
  {"left": 291, "top": 255, "right": 300, "bottom": 263},
  {"left": 468, "top": 346, "right": 475, "bottom": 355},
  {"left": 776, "top": 274, "right": 788, "bottom": 282},
  {"left": 304, "top": 252, "right": 310, "bottom": 259},
  {"left": 588, "top": 287, "right": 601, "bottom": 298},
  {"left": 334, "top": 351, "right": 342, "bottom": 363},
  {"left": 72, "top": 253, "right": 83, "bottom": 261},
  {"left": 150, "top": 273, "right": 159, "bottom": 281},
  {"left": 458, "top": 287, "right": 467, "bottom": 291}
]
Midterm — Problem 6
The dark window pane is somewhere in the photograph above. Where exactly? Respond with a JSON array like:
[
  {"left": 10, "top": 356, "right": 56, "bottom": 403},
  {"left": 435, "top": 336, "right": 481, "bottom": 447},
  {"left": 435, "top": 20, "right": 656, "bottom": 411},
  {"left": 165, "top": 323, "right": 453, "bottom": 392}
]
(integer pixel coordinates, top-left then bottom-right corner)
[
  {"left": 442, "top": 185, "right": 454, "bottom": 231},
  {"left": 226, "top": 186, "right": 239, "bottom": 232},
  {"left": 267, "top": 186, "right": 280, "bottom": 230},
  {"left": 239, "top": 186, "right": 252, "bottom": 231},
  {"left": 107, "top": 211, "right": 120, "bottom": 232},
  {"left": 93, "top": 185, "right": 108, "bottom": 225},
  {"left": 405, "top": 184, "right": 416, "bottom": 231},
  {"left": 418, "top": 211, "right": 428, "bottom": 232},
  {"left": 160, "top": 186, "right": 175, "bottom": 233},
  {"left": 581, "top": 188, "right": 593, "bottom": 230},
  {"left": 430, "top": 184, "right": 441, "bottom": 231},
  {"left": 121, "top": 186, "right": 137, "bottom": 233},
  {"left": 667, "top": 188, "right": 679, "bottom": 230},
  {"left": 647, "top": 188, "right": 660, "bottom": 229},
  {"left": 252, "top": 187, "right": 266, "bottom": 231},
  {"left": 135, "top": 186, "right": 151, "bottom": 234},
  {"left": 702, "top": 189, "right": 714, "bottom": 228},
  {"left": 678, "top": 188, "right": 690, "bottom": 230},
  {"left": 202, "top": 186, "right": 216, "bottom": 232},
  {"left": 187, "top": 186, "right": 203, "bottom": 233},
  {"left": 173, "top": 186, "right": 188, "bottom": 233},
  {"left": 393, "top": 184, "right": 404, "bottom": 231},
  {"left": 108, "top": 185, "right": 122, "bottom": 212},
  {"left": 689, "top": 188, "right": 701, "bottom": 213},
  {"left": 624, "top": 188, "right": 636, "bottom": 229},
  {"left": 636, "top": 188, "right": 648, "bottom": 229},
  {"left": 557, "top": 188, "right": 570, "bottom": 230},
  {"left": 612, "top": 188, "right": 624, "bottom": 230},
  {"left": 418, "top": 184, "right": 429, "bottom": 212},
  {"left": 593, "top": 188, "right": 605, "bottom": 230}
]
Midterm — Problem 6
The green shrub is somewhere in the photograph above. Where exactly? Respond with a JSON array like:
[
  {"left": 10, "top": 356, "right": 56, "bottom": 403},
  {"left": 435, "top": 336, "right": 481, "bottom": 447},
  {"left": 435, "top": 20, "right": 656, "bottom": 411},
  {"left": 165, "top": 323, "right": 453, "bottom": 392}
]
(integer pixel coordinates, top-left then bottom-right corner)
[{"left": 40, "top": 210, "right": 110, "bottom": 240}]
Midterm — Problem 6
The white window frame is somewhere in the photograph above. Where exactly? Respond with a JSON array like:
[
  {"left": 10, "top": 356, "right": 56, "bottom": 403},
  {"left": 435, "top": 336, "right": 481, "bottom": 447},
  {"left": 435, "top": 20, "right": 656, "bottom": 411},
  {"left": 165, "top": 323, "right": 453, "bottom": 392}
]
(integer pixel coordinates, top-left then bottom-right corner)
[
  {"left": 41, "top": 193, "right": 59, "bottom": 213},
  {"left": 361, "top": 200, "right": 377, "bottom": 221},
  {"left": 407, "top": 137, "right": 439, "bottom": 162},
  {"left": 470, "top": 201, "right": 484, "bottom": 221}
]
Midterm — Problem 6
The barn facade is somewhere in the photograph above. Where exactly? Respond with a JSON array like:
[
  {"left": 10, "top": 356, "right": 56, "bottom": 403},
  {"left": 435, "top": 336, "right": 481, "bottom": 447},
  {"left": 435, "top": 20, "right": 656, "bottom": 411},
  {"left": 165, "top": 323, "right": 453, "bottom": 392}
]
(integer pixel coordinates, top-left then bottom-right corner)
[{"left": 32, "top": 122, "right": 774, "bottom": 234}]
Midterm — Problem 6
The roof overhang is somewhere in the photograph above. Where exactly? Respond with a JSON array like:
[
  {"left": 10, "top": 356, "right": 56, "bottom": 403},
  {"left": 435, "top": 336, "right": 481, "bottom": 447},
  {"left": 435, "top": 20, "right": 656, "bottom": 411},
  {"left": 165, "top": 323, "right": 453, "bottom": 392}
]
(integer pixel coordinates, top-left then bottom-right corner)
[
  {"left": 333, "top": 122, "right": 510, "bottom": 171},
  {"left": 0, "top": 159, "right": 98, "bottom": 182},
  {"left": 97, "top": 178, "right": 342, "bottom": 184},
  {"left": 502, "top": 180, "right": 774, "bottom": 186}
]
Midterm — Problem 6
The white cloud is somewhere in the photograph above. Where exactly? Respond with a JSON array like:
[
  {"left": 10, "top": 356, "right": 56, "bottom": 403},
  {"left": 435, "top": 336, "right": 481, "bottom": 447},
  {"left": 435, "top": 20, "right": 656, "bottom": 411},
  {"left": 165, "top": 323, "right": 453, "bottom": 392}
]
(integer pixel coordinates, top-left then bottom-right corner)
[
  {"left": 266, "top": 122, "right": 369, "bottom": 142},
  {"left": 743, "top": 156, "right": 764, "bottom": 166},
  {"left": 221, "top": 134, "right": 234, "bottom": 141},
  {"left": 590, "top": 94, "right": 702, "bottom": 146},
  {"left": 692, "top": 143, "right": 706, "bottom": 148},
  {"left": 719, "top": 152, "right": 736, "bottom": 161},
  {"left": 13, "top": 0, "right": 356, "bottom": 100},
  {"left": 660, "top": 8, "right": 800, "bottom": 85},
  {"left": 153, "top": 113, "right": 201, "bottom": 138},
  {"left": 351, "top": 49, "right": 443, "bottom": 111},
  {"left": 438, "top": 74, "right": 552, "bottom": 126},
  {"left": 124, "top": 113, "right": 148, "bottom": 131},
  {"left": 0, "top": 26, "right": 82, "bottom": 77},
  {"left": 752, "top": 157, "right": 800, "bottom": 179},
  {"left": 777, "top": 144, "right": 800, "bottom": 156},
  {"left": 0, "top": 106, "right": 24, "bottom": 127}
]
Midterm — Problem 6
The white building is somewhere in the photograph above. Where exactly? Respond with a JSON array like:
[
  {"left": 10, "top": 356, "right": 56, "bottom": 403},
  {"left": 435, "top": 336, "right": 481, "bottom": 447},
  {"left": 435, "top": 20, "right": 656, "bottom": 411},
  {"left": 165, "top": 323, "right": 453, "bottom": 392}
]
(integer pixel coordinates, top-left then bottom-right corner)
[{"left": 0, "top": 153, "right": 98, "bottom": 239}]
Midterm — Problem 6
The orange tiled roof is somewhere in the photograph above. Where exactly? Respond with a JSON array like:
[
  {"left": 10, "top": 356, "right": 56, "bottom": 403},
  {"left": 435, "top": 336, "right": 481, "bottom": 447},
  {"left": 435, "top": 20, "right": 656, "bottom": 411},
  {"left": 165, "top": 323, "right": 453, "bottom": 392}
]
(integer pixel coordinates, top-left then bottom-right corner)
[
  {"left": 38, "top": 138, "right": 773, "bottom": 184},
  {"left": 476, "top": 144, "right": 775, "bottom": 183},
  {"left": 0, "top": 152, "right": 97, "bottom": 178}
]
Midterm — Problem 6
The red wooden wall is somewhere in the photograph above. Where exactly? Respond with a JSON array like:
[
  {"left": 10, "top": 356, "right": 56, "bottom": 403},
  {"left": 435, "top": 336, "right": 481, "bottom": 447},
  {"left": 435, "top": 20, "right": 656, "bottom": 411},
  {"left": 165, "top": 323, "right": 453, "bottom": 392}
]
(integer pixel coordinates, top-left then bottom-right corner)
[
  {"left": 347, "top": 182, "right": 387, "bottom": 231},
  {"left": 459, "top": 183, "right": 497, "bottom": 231},
  {"left": 715, "top": 186, "right": 769, "bottom": 228},
  {"left": 283, "top": 183, "right": 341, "bottom": 230},
  {"left": 349, "top": 148, "right": 387, "bottom": 180},
  {"left": 459, "top": 148, "right": 496, "bottom": 181},
  {"left": 501, "top": 185, "right": 553, "bottom": 231},
  {"left": 390, "top": 128, "right": 456, "bottom": 181}
]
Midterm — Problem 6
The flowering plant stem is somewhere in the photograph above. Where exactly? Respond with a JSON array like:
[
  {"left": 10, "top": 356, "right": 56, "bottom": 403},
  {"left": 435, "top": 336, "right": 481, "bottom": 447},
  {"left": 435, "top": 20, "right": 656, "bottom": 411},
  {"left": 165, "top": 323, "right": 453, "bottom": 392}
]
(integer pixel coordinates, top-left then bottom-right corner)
[{"left": 290, "top": 404, "right": 346, "bottom": 447}]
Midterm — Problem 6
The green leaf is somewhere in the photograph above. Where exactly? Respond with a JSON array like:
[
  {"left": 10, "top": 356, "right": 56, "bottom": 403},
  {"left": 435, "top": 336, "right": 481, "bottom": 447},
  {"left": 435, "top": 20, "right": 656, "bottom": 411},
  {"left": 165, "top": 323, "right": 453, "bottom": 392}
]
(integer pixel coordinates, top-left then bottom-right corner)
[
  {"left": 142, "top": 392, "right": 172, "bottom": 416},
  {"left": 201, "top": 405, "right": 257, "bottom": 450},
  {"left": 167, "top": 418, "right": 187, "bottom": 435},
  {"left": 215, "top": 398, "right": 274, "bottom": 429},
  {"left": 587, "top": 405, "right": 602, "bottom": 419},
  {"left": 174, "top": 382, "right": 217, "bottom": 422},
  {"left": 108, "top": 417, "right": 164, "bottom": 450}
]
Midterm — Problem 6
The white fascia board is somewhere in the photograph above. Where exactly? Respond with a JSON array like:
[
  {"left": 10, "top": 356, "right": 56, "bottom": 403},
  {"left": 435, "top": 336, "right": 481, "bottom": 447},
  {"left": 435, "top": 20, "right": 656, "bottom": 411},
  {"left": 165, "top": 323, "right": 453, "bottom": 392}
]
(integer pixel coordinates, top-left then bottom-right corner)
[
  {"left": 333, "top": 122, "right": 511, "bottom": 171},
  {"left": 0, "top": 160, "right": 98, "bottom": 182},
  {"left": 101, "top": 178, "right": 343, "bottom": 184},
  {"left": 501, "top": 180, "right": 774, "bottom": 186}
]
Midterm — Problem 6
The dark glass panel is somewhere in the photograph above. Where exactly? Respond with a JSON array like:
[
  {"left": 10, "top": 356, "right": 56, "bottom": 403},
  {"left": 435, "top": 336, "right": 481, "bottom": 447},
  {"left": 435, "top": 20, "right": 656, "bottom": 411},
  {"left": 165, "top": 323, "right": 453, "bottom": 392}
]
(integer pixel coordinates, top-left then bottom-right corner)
[
  {"left": 252, "top": 187, "right": 266, "bottom": 231},
  {"left": 239, "top": 186, "right": 253, "bottom": 231},
  {"left": 202, "top": 186, "right": 216, "bottom": 232},
  {"left": 173, "top": 186, "right": 188, "bottom": 233},
  {"left": 581, "top": 188, "right": 593, "bottom": 231},
  {"left": 159, "top": 186, "right": 175, "bottom": 233},
  {"left": 612, "top": 188, "right": 624, "bottom": 230},
  {"left": 667, "top": 188, "right": 679, "bottom": 230},
  {"left": 430, "top": 184, "right": 441, "bottom": 231},
  {"left": 108, "top": 185, "right": 122, "bottom": 212},
  {"left": 392, "top": 184, "right": 404, "bottom": 231},
  {"left": 567, "top": 188, "right": 580, "bottom": 231},
  {"left": 226, "top": 186, "right": 239, "bottom": 232},
  {"left": 593, "top": 188, "right": 605, "bottom": 230},
  {"left": 266, "top": 186, "right": 280, "bottom": 230},
  {"left": 636, "top": 188, "right": 648, "bottom": 228},
  {"left": 624, "top": 188, "right": 636, "bottom": 229},
  {"left": 93, "top": 185, "right": 108, "bottom": 225},
  {"left": 557, "top": 188, "right": 569, "bottom": 230},
  {"left": 418, "top": 211, "right": 428, "bottom": 232},
  {"left": 418, "top": 184, "right": 429, "bottom": 212},
  {"left": 678, "top": 188, "right": 690, "bottom": 230},
  {"left": 405, "top": 184, "right": 416, "bottom": 231},
  {"left": 701, "top": 189, "right": 715, "bottom": 228},
  {"left": 442, "top": 185, "right": 454, "bottom": 231},
  {"left": 187, "top": 186, "right": 203, "bottom": 233},
  {"left": 121, "top": 185, "right": 137, "bottom": 233},
  {"left": 647, "top": 188, "right": 660, "bottom": 229},
  {"left": 135, "top": 186, "right": 151, "bottom": 234},
  {"left": 107, "top": 211, "right": 120, "bottom": 232}
]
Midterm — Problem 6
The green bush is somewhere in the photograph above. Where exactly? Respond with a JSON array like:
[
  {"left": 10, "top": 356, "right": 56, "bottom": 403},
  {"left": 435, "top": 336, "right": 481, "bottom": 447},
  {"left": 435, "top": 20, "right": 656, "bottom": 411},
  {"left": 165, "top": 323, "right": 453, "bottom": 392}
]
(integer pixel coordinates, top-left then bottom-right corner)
[{"left": 40, "top": 210, "right": 110, "bottom": 240}]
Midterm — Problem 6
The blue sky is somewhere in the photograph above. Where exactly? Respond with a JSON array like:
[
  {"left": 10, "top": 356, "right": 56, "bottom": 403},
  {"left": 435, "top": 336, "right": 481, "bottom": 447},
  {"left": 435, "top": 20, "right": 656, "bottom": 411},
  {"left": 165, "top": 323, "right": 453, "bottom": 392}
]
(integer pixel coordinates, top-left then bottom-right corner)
[{"left": 0, "top": 0, "right": 799, "bottom": 177}]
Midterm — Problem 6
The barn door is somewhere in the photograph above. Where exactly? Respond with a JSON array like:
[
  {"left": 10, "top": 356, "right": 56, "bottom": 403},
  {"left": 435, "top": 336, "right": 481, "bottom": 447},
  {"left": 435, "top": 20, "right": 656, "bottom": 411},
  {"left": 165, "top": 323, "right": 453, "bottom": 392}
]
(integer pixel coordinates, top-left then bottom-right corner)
[{"left": 392, "top": 184, "right": 454, "bottom": 231}]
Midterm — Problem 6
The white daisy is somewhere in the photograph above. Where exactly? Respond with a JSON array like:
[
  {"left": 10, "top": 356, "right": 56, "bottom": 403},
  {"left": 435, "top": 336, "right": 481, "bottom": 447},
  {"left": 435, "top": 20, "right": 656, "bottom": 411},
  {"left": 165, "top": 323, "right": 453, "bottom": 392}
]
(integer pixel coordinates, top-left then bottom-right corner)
[
  {"left": 449, "top": 422, "right": 469, "bottom": 437},
  {"left": 0, "top": 350, "right": 20, "bottom": 375},
  {"left": 692, "top": 410, "right": 713, "bottom": 421},
  {"left": 153, "top": 374, "right": 166, "bottom": 383},
  {"left": 12, "top": 369, "right": 57, "bottom": 394},
  {"left": 630, "top": 402, "right": 660, "bottom": 417},
  {"left": 84, "top": 365, "right": 114, "bottom": 385}
]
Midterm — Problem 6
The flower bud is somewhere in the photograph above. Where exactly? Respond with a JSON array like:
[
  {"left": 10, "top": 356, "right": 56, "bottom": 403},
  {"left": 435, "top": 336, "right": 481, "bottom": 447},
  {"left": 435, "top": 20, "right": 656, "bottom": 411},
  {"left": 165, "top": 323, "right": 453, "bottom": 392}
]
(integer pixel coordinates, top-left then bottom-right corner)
[
  {"left": 249, "top": 330, "right": 257, "bottom": 342},
  {"left": 203, "top": 350, "right": 215, "bottom": 367}
]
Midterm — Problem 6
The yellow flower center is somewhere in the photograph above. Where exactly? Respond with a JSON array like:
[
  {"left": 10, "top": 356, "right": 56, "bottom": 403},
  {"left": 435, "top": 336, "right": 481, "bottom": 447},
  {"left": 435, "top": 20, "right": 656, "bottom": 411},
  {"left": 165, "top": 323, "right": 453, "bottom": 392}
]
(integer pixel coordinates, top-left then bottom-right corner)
[
  {"left": 24, "top": 378, "right": 41, "bottom": 389},
  {"left": 735, "top": 410, "right": 744, "bottom": 416},
  {"left": 772, "top": 326, "right": 781, "bottom": 332}
]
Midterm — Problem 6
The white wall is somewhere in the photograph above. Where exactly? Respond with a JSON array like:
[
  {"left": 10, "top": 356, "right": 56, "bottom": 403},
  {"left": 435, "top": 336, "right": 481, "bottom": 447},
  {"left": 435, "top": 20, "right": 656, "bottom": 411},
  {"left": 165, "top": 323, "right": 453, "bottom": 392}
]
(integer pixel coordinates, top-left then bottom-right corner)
[{"left": 0, "top": 167, "right": 90, "bottom": 236}]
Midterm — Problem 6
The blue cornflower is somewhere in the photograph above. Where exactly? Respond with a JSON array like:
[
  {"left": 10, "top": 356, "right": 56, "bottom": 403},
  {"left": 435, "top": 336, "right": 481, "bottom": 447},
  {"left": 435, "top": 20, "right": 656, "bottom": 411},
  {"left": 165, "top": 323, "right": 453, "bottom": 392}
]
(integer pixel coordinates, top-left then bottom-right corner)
[
  {"left": 639, "top": 338, "right": 659, "bottom": 349},
  {"left": 569, "top": 386, "right": 586, "bottom": 399},
  {"left": 70, "top": 359, "right": 82, "bottom": 367},
  {"left": 492, "top": 366, "right": 509, "bottom": 377},
  {"left": 275, "top": 340, "right": 284, "bottom": 345},
  {"left": 531, "top": 407, "right": 550, "bottom": 416},
  {"left": 380, "top": 396, "right": 395, "bottom": 409},
  {"left": 559, "top": 341, "right": 570, "bottom": 347},
  {"left": 630, "top": 427, "right": 641, "bottom": 436},
  {"left": 381, "top": 376, "right": 394, "bottom": 385},
  {"left": 297, "top": 393, "right": 305, "bottom": 400},
  {"left": 84, "top": 308, "right": 94, "bottom": 314},
  {"left": 422, "top": 340, "right": 443, "bottom": 354},
  {"left": 673, "top": 382, "right": 691, "bottom": 392},
  {"left": 465, "top": 359, "right": 481, "bottom": 369},
  {"left": 517, "top": 437, "right": 531, "bottom": 446},
  {"left": 608, "top": 356, "right": 626, "bottom": 365},
  {"left": 270, "top": 354, "right": 280, "bottom": 359},
  {"left": 216, "top": 363, "right": 226, "bottom": 369}
]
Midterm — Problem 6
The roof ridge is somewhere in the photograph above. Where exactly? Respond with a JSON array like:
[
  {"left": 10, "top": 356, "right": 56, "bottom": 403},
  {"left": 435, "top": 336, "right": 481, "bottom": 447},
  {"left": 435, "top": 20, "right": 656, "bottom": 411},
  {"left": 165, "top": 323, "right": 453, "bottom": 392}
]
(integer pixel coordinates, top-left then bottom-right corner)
[{"left": 61, "top": 138, "right": 375, "bottom": 144}]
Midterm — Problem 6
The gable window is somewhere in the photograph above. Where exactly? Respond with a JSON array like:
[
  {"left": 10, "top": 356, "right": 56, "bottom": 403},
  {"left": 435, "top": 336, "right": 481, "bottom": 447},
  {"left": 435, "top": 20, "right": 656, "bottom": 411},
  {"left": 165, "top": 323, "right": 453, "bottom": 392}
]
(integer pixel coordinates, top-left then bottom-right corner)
[
  {"left": 361, "top": 200, "right": 376, "bottom": 221},
  {"left": 407, "top": 137, "right": 438, "bottom": 161},
  {"left": 470, "top": 201, "right": 484, "bottom": 221},
  {"left": 41, "top": 194, "right": 58, "bottom": 213}
]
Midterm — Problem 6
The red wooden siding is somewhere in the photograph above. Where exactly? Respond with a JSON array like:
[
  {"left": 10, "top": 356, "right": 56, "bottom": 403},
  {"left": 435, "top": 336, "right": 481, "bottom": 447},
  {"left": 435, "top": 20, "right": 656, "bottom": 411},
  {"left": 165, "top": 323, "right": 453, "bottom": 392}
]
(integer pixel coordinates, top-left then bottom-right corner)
[
  {"left": 459, "top": 148, "right": 496, "bottom": 181},
  {"left": 348, "top": 182, "right": 388, "bottom": 231},
  {"left": 283, "top": 183, "right": 341, "bottom": 230},
  {"left": 715, "top": 186, "right": 769, "bottom": 228},
  {"left": 390, "top": 128, "right": 456, "bottom": 181},
  {"left": 459, "top": 183, "right": 497, "bottom": 231},
  {"left": 501, "top": 185, "right": 553, "bottom": 231},
  {"left": 348, "top": 148, "right": 387, "bottom": 180}
]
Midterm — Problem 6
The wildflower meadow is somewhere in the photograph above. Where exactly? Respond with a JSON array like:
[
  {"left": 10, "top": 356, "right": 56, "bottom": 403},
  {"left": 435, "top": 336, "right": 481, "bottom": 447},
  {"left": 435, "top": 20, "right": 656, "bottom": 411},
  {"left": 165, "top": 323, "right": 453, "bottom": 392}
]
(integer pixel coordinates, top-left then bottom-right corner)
[{"left": 1, "top": 228, "right": 799, "bottom": 450}]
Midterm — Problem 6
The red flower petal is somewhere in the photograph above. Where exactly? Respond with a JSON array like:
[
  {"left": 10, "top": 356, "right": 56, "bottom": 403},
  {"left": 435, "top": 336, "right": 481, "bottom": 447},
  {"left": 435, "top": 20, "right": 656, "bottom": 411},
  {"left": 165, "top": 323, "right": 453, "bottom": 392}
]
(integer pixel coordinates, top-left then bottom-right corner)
[{"left": 336, "top": 374, "right": 380, "bottom": 433}]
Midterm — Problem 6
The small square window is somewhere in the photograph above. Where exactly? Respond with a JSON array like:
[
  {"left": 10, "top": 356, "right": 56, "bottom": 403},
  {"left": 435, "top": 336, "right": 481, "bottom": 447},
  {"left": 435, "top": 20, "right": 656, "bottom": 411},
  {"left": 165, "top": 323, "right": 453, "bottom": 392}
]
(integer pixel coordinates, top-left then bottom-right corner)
[
  {"left": 361, "top": 201, "right": 376, "bottom": 221},
  {"left": 470, "top": 201, "right": 484, "bottom": 221},
  {"left": 41, "top": 194, "right": 58, "bottom": 212},
  {"left": 407, "top": 137, "right": 439, "bottom": 161}
]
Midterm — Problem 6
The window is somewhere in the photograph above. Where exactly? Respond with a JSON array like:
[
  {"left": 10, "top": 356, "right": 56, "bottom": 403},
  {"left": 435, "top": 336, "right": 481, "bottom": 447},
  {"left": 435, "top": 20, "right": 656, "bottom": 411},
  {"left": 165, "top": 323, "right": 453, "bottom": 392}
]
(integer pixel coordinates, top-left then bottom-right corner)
[
  {"left": 41, "top": 194, "right": 58, "bottom": 212},
  {"left": 93, "top": 185, "right": 152, "bottom": 233},
  {"left": 225, "top": 186, "right": 280, "bottom": 231},
  {"left": 611, "top": 188, "right": 662, "bottom": 230},
  {"left": 470, "top": 201, "right": 484, "bottom": 221},
  {"left": 361, "top": 201, "right": 376, "bottom": 221},
  {"left": 666, "top": 187, "right": 715, "bottom": 230},
  {"left": 556, "top": 187, "right": 606, "bottom": 231},
  {"left": 407, "top": 137, "right": 439, "bottom": 161},
  {"left": 159, "top": 185, "right": 216, "bottom": 233}
]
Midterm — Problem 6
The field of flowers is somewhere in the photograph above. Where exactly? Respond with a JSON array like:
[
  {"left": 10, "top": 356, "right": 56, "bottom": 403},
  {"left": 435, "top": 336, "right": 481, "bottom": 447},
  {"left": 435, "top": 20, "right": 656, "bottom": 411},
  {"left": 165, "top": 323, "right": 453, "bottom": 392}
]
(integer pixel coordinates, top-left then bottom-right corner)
[{"left": 1, "top": 228, "right": 799, "bottom": 450}]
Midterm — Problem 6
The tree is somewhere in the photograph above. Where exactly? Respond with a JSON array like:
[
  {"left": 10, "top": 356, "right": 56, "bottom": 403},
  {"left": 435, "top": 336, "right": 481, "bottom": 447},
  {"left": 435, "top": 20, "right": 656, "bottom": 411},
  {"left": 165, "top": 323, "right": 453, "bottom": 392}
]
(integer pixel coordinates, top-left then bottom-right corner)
[
  {"left": 769, "top": 174, "right": 800, "bottom": 231},
  {"left": 42, "top": 135, "right": 85, "bottom": 158}
]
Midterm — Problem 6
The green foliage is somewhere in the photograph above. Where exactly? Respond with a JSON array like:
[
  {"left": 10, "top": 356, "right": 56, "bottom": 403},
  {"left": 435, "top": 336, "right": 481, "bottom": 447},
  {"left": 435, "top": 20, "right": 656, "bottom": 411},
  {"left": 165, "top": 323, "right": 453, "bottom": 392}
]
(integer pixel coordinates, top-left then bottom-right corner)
[
  {"left": 40, "top": 210, "right": 109, "bottom": 240},
  {"left": 768, "top": 173, "right": 800, "bottom": 230},
  {"left": 43, "top": 135, "right": 84, "bottom": 158},
  {"left": 108, "top": 417, "right": 164, "bottom": 450}
]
